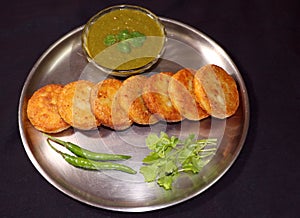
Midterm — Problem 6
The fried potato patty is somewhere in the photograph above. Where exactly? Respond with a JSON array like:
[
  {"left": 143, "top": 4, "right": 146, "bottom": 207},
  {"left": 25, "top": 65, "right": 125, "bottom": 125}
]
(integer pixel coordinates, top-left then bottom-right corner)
[
  {"left": 142, "top": 72, "right": 183, "bottom": 122},
  {"left": 168, "top": 68, "right": 209, "bottom": 121},
  {"left": 58, "top": 80, "right": 100, "bottom": 130},
  {"left": 193, "top": 64, "right": 239, "bottom": 119},
  {"left": 27, "top": 84, "right": 70, "bottom": 133},
  {"left": 90, "top": 79, "right": 133, "bottom": 130},
  {"left": 117, "top": 75, "right": 159, "bottom": 125}
]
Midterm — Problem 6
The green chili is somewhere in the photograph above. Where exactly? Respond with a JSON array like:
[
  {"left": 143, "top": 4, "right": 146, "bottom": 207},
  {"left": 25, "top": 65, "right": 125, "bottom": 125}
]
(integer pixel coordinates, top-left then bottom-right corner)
[
  {"left": 47, "top": 140, "right": 136, "bottom": 174},
  {"left": 45, "top": 134, "right": 131, "bottom": 161}
]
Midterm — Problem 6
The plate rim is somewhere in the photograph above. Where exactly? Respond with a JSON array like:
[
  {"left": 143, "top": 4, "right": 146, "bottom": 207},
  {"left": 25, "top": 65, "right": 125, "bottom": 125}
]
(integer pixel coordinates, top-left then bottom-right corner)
[{"left": 18, "top": 17, "right": 250, "bottom": 212}]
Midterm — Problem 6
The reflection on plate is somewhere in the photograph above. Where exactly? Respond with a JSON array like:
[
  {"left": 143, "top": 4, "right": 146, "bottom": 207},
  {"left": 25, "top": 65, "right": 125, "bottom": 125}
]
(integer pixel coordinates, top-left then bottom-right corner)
[{"left": 18, "top": 18, "right": 249, "bottom": 212}]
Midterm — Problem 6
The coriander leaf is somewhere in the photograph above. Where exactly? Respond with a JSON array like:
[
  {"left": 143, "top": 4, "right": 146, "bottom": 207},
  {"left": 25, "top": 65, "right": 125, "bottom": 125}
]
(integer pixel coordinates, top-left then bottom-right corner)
[
  {"left": 104, "top": 34, "right": 116, "bottom": 46},
  {"left": 182, "top": 157, "right": 200, "bottom": 173},
  {"left": 145, "top": 133, "right": 160, "bottom": 151},
  {"left": 183, "top": 134, "right": 195, "bottom": 146},
  {"left": 117, "top": 41, "right": 131, "bottom": 53},
  {"left": 159, "top": 131, "right": 169, "bottom": 139},
  {"left": 157, "top": 175, "right": 175, "bottom": 190},
  {"left": 128, "top": 32, "right": 146, "bottom": 48},
  {"left": 129, "top": 38, "right": 143, "bottom": 48},
  {"left": 170, "top": 136, "right": 179, "bottom": 148},
  {"left": 131, "top": 31, "right": 146, "bottom": 40},
  {"left": 192, "top": 157, "right": 210, "bottom": 171},
  {"left": 156, "top": 145, "right": 173, "bottom": 158},
  {"left": 142, "top": 151, "right": 160, "bottom": 163},
  {"left": 139, "top": 165, "right": 157, "bottom": 182},
  {"left": 117, "top": 29, "right": 131, "bottom": 41},
  {"left": 163, "top": 160, "right": 177, "bottom": 175},
  {"left": 177, "top": 147, "right": 194, "bottom": 164},
  {"left": 140, "top": 132, "right": 217, "bottom": 190}
]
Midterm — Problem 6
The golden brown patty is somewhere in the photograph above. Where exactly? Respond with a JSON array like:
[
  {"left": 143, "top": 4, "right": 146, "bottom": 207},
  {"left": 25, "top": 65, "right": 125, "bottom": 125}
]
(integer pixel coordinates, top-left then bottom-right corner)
[
  {"left": 142, "top": 72, "right": 183, "bottom": 122},
  {"left": 58, "top": 80, "right": 100, "bottom": 130},
  {"left": 117, "top": 75, "right": 159, "bottom": 125},
  {"left": 90, "top": 79, "right": 133, "bottom": 130},
  {"left": 193, "top": 64, "right": 239, "bottom": 119},
  {"left": 168, "top": 68, "right": 209, "bottom": 121},
  {"left": 27, "top": 84, "right": 70, "bottom": 133}
]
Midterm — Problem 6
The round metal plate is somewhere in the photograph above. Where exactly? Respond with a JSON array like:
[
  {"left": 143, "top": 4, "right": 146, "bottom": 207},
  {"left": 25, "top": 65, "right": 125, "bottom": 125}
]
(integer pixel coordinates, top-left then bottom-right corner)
[{"left": 18, "top": 18, "right": 249, "bottom": 212}]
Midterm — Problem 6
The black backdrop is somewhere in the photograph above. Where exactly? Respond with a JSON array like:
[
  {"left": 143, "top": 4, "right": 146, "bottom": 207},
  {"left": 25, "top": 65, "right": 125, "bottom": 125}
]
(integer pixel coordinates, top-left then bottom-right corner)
[{"left": 1, "top": 0, "right": 299, "bottom": 217}]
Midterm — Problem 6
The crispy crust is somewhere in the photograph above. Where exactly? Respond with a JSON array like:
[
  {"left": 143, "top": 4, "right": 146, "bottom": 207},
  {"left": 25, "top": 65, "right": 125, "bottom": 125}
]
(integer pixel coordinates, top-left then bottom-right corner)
[
  {"left": 57, "top": 80, "right": 100, "bottom": 130},
  {"left": 193, "top": 64, "right": 239, "bottom": 119},
  {"left": 27, "top": 84, "right": 70, "bottom": 133},
  {"left": 117, "top": 75, "right": 159, "bottom": 125},
  {"left": 142, "top": 72, "right": 183, "bottom": 122},
  {"left": 168, "top": 68, "right": 209, "bottom": 121},
  {"left": 90, "top": 79, "right": 133, "bottom": 130}
]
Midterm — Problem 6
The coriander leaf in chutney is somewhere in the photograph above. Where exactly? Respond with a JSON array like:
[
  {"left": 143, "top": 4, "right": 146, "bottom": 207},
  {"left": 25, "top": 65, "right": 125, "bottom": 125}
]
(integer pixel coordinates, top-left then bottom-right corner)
[{"left": 103, "top": 29, "right": 146, "bottom": 53}]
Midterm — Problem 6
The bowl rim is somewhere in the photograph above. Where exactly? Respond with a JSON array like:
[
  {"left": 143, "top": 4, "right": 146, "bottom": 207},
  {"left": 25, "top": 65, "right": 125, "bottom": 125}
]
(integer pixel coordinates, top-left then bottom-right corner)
[{"left": 81, "top": 4, "right": 167, "bottom": 76}]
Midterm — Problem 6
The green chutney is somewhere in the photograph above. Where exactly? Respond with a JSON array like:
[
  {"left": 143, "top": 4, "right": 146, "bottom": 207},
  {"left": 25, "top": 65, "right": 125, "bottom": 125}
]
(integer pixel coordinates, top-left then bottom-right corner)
[{"left": 85, "top": 8, "right": 165, "bottom": 71}]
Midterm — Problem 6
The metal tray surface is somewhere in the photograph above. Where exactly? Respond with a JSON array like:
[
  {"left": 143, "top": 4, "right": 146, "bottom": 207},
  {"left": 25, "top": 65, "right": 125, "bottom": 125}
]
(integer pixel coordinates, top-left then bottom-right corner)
[{"left": 18, "top": 18, "right": 249, "bottom": 212}]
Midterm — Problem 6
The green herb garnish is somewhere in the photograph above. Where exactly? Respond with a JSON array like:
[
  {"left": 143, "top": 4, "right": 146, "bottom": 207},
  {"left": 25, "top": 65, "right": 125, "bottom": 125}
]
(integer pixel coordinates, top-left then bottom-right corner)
[
  {"left": 104, "top": 34, "right": 117, "bottom": 46},
  {"left": 140, "top": 132, "right": 217, "bottom": 190},
  {"left": 117, "top": 41, "right": 131, "bottom": 53},
  {"left": 117, "top": 29, "right": 132, "bottom": 41},
  {"left": 103, "top": 29, "right": 146, "bottom": 53},
  {"left": 129, "top": 31, "right": 146, "bottom": 47}
]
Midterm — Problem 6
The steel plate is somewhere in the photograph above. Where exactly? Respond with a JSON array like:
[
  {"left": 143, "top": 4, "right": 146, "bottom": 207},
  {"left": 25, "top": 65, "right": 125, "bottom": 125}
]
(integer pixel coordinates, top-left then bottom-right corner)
[{"left": 18, "top": 18, "right": 249, "bottom": 212}]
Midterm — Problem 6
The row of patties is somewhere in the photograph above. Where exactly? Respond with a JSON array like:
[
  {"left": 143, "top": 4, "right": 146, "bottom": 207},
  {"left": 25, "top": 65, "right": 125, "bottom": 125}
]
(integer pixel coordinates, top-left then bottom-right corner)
[{"left": 26, "top": 64, "right": 239, "bottom": 133}]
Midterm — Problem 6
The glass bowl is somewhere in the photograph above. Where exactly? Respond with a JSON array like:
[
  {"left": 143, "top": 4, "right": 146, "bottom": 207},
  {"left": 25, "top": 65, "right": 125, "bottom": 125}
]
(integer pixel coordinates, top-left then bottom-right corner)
[{"left": 82, "top": 5, "right": 166, "bottom": 77}]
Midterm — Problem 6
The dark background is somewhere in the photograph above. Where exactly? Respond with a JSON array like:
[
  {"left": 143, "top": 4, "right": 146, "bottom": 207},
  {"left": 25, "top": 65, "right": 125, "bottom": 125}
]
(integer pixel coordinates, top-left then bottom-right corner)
[{"left": 1, "top": 0, "right": 299, "bottom": 217}]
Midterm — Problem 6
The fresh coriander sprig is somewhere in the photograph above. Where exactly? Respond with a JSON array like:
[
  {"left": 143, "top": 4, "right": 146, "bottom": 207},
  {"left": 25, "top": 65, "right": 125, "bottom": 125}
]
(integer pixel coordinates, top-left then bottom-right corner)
[
  {"left": 103, "top": 29, "right": 146, "bottom": 53},
  {"left": 140, "top": 132, "right": 217, "bottom": 190}
]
